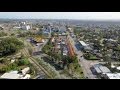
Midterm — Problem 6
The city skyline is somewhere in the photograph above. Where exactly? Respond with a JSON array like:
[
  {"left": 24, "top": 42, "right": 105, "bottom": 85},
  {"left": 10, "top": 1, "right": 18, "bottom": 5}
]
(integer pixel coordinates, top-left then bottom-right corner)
[{"left": 0, "top": 12, "right": 120, "bottom": 20}]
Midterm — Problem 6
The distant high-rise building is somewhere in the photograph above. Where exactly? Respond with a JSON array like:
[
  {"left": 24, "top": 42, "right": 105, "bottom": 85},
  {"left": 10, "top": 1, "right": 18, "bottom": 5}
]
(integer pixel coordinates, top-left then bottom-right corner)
[
  {"left": 20, "top": 22, "right": 31, "bottom": 30},
  {"left": 21, "top": 25, "right": 31, "bottom": 30}
]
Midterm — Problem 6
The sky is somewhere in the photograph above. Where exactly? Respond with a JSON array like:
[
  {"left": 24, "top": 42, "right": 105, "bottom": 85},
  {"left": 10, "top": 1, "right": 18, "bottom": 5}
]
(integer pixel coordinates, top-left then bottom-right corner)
[{"left": 0, "top": 12, "right": 120, "bottom": 20}]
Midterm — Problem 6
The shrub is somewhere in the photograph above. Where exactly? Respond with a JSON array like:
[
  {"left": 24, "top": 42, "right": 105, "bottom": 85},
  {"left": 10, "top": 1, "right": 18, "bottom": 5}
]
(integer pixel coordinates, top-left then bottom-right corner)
[{"left": 17, "top": 58, "right": 30, "bottom": 66}]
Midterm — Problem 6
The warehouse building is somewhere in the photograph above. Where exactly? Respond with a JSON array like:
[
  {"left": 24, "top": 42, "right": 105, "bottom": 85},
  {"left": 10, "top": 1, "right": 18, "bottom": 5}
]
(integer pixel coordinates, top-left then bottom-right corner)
[
  {"left": 79, "top": 41, "right": 88, "bottom": 47},
  {"left": 79, "top": 41, "right": 92, "bottom": 51},
  {"left": 92, "top": 64, "right": 111, "bottom": 74},
  {"left": 0, "top": 71, "right": 23, "bottom": 79},
  {"left": 0, "top": 67, "right": 31, "bottom": 79},
  {"left": 102, "top": 73, "right": 120, "bottom": 79}
]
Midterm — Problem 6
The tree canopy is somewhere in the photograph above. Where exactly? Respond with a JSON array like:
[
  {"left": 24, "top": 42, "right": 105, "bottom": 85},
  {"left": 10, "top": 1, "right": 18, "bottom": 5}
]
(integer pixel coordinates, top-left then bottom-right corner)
[
  {"left": 0, "top": 32, "right": 7, "bottom": 37},
  {"left": 0, "top": 37, "right": 24, "bottom": 57}
]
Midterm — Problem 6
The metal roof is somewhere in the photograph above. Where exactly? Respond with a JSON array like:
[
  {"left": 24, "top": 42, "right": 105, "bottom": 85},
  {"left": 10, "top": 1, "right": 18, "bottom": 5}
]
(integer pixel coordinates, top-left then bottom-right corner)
[
  {"left": 1, "top": 72, "right": 23, "bottom": 79},
  {"left": 106, "top": 73, "right": 120, "bottom": 79},
  {"left": 93, "top": 64, "right": 111, "bottom": 74},
  {"left": 94, "top": 67, "right": 102, "bottom": 73},
  {"left": 79, "top": 41, "right": 88, "bottom": 47},
  {"left": 99, "top": 66, "right": 111, "bottom": 73}
]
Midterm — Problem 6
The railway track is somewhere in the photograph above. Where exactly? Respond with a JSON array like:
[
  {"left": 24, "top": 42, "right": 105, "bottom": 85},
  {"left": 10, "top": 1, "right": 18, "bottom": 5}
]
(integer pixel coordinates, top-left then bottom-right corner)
[
  {"left": 21, "top": 47, "right": 53, "bottom": 79},
  {"left": 19, "top": 38, "right": 54, "bottom": 79},
  {"left": 29, "top": 57, "right": 53, "bottom": 79}
]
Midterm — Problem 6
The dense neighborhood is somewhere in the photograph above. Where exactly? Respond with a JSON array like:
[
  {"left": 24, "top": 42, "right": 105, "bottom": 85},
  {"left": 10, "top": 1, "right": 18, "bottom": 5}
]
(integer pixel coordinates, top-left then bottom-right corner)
[{"left": 0, "top": 18, "right": 120, "bottom": 79}]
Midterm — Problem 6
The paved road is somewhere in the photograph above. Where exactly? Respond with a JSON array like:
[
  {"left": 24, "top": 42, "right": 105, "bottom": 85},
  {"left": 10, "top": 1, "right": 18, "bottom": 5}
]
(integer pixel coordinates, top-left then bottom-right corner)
[
  {"left": 33, "top": 39, "right": 48, "bottom": 58},
  {"left": 36, "top": 39, "right": 48, "bottom": 51},
  {"left": 67, "top": 32, "right": 97, "bottom": 79}
]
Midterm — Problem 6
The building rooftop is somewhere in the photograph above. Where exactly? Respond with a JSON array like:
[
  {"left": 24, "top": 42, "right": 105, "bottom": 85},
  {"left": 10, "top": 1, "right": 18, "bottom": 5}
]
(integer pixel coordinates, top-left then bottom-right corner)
[
  {"left": 111, "top": 64, "right": 116, "bottom": 68},
  {"left": 105, "top": 73, "right": 120, "bottom": 79},
  {"left": 21, "top": 67, "right": 30, "bottom": 75},
  {"left": 79, "top": 41, "right": 88, "bottom": 47},
  {"left": 0, "top": 69, "right": 31, "bottom": 79},
  {"left": 0, "top": 71, "right": 23, "bottom": 79},
  {"left": 84, "top": 46, "right": 92, "bottom": 50},
  {"left": 116, "top": 66, "right": 120, "bottom": 70},
  {"left": 99, "top": 66, "right": 111, "bottom": 73},
  {"left": 93, "top": 64, "right": 111, "bottom": 74},
  {"left": 34, "top": 37, "right": 44, "bottom": 43},
  {"left": 22, "top": 74, "right": 31, "bottom": 79}
]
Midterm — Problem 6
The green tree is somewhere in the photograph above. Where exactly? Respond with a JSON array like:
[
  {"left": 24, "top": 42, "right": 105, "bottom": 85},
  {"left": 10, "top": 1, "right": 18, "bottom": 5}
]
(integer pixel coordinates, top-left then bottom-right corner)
[
  {"left": 0, "top": 37, "right": 24, "bottom": 57},
  {"left": 17, "top": 58, "right": 29, "bottom": 66},
  {"left": 0, "top": 32, "right": 7, "bottom": 37},
  {"left": 11, "top": 33, "right": 15, "bottom": 36}
]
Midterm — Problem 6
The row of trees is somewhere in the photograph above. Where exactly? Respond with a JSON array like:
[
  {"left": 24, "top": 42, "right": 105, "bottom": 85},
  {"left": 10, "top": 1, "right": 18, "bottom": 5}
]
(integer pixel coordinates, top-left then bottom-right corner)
[{"left": 42, "top": 36, "right": 84, "bottom": 78}]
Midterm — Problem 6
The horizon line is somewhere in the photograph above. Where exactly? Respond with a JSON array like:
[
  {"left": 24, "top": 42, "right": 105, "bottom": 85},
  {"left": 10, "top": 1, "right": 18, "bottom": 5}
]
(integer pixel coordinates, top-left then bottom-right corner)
[{"left": 1, "top": 18, "right": 120, "bottom": 21}]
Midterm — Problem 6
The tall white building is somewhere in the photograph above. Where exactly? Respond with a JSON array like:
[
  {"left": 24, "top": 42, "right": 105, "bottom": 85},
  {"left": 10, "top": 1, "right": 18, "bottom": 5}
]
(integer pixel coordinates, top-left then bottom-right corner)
[
  {"left": 26, "top": 25, "right": 31, "bottom": 30},
  {"left": 20, "top": 21, "right": 31, "bottom": 30},
  {"left": 21, "top": 25, "right": 31, "bottom": 30}
]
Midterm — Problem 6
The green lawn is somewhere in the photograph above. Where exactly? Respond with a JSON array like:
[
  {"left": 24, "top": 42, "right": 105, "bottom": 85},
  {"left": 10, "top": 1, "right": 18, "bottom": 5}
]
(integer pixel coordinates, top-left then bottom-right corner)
[
  {"left": 84, "top": 53, "right": 99, "bottom": 60},
  {"left": 89, "top": 55, "right": 98, "bottom": 60}
]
